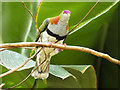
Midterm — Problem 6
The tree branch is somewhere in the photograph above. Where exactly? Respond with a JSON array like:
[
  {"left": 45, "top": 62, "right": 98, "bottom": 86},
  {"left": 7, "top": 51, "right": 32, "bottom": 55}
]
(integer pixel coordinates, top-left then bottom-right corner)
[
  {"left": 21, "top": 2, "right": 42, "bottom": 41},
  {"left": 0, "top": 47, "right": 42, "bottom": 78},
  {"left": 0, "top": 42, "right": 120, "bottom": 65},
  {"left": 0, "top": 83, "right": 5, "bottom": 88},
  {"left": 68, "top": 0, "right": 101, "bottom": 34}
]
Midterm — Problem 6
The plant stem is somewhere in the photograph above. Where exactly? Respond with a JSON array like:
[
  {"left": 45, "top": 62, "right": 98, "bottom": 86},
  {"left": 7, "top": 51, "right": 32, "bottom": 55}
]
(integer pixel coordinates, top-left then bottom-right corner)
[{"left": 0, "top": 42, "right": 120, "bottom": 66}]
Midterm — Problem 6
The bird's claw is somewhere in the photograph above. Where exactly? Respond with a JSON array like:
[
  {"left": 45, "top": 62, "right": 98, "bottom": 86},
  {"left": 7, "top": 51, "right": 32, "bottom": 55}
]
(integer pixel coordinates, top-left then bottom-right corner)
[
  {"left": 58, "top": 43, "right": 66, "bottom": 51},
  {"left": 49, "top": 42, "right": 55, "bottom": 47}
]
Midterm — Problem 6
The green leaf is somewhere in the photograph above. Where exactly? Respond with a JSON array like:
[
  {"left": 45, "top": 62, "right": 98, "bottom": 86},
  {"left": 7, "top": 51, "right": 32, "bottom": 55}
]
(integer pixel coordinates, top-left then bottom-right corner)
[
  {"left": 61, "top": 65, "right": 91, "bottom": 74},
  {"left": 49, "top": 65, "right": 76, "bottom": 79},
  {"left": 0, "top": 50, "right": 75, "bottom": 80},
  {"left": 1, "top": 1, "right": 119, "bottom": 88},
  {"left": 0, "top": 50, "right": 35, "bottom": 71},
  {"left": 70, "top": 0, "right": 119, "bottom": 34},
  {"left": 0, "top": 50, "right": 96, "bottom": 88},
  {"left": 1, "top": 64, "right": 97, "bottom": 88},
  {"left": 1, "top": 66, "right": 34, "bottom": 88},
  {"left": 48, "top": 65, "right": 97, "bottom": 88}
]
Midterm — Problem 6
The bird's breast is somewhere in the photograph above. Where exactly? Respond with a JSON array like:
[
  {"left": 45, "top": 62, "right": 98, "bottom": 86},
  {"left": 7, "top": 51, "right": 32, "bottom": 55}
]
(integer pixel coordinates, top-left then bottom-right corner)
[{"left": 48, "top": 20, "right": 68, "bottom": 36}]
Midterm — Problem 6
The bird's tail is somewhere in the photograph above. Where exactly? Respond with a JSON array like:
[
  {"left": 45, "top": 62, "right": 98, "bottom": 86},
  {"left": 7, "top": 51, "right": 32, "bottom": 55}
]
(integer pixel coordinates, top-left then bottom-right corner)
[
  {"left": 31, "top": 49, "right": 50, "bottom": 80},
  {"left": 31, "top": 59, "right": 50, "bottom": 80}
]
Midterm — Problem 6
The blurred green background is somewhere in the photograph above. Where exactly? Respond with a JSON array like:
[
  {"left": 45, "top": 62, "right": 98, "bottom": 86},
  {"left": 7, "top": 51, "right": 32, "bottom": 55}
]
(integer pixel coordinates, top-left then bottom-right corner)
[{"left": 1, "top": 1, "right": 120, "bottom": 88}]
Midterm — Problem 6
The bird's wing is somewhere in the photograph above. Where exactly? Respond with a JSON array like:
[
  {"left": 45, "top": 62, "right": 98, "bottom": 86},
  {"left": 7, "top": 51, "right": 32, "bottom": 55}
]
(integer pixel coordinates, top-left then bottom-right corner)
[{"left": 35, "top": 18, "right": 50, "bottom": 42}]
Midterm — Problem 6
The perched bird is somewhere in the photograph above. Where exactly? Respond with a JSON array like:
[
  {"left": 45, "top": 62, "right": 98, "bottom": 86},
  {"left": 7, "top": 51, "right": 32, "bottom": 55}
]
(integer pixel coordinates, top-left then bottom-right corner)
[{"left": 31, "top": 10, "right": 71, "bottom": 80}]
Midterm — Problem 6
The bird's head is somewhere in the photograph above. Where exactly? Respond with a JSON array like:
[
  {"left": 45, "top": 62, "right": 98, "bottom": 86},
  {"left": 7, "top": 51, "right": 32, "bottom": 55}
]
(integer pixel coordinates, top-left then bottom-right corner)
[
  {"left": 59, "top": 10, "right": 71, "bottom": 21},
  {"left": 50, "top": 10, "right": 71, "bottom": 25},
  {"left": 49, "top": 10, "right": 71, "bottom": 36}
]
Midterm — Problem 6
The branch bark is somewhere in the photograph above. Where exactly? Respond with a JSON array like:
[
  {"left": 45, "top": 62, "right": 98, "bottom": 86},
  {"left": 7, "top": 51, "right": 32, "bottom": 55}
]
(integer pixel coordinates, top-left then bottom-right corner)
[
  {"left": 0, "top": 83, "right": 5, "bottom": 88},
  {"left": 0, "top": 42, "right": 120, "bottom": 65}
]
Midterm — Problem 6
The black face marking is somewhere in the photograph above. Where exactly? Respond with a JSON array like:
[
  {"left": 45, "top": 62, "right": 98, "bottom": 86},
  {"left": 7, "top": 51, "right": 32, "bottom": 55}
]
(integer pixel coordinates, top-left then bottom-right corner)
[{"left": 46, "top": 28, "right": 67, "bottom": 41}]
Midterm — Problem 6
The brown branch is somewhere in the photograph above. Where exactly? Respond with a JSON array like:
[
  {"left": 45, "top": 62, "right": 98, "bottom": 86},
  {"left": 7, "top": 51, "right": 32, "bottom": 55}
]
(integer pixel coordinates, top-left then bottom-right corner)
[
  {"left": 0, "top": 48, "right": 8, "bottom": 52},
  {"left": 0, "top": 83, "right": 5, "bottom": 88},
  {"left": 20, "top": 47, "right": 35, "bottom": 49},
  {"left": 0, "top": 47, "right": 34, "bottom": 52},
  {"left": 0, "top": 47, "right": 42, "bottom": 78},
  {"left": 0, "top": 42, "right": 120, "bottom": 66},
  {"left": 21, "top": 2, "right": 42, "bottom": 41},
  {"left": 68, "top": 0, "right": 101, "bottom": 34},
  {"left": 21, "top": 2, "right": 36, "bottom": 29}
]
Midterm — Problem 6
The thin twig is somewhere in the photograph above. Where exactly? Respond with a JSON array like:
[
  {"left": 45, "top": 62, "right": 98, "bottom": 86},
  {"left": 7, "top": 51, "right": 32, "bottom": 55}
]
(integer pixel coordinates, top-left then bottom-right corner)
[
  {"left": 0, "top": 48, "right": 8, "bottom": 52},
  {"left": 21, "top": 2, "right": 37, "bottom": 29},
  {"left": 21, "top": 2, "right": 42, "bottom": 41},
  {"left": 0, "top": 47, "right": 42, "bottom": 78},
  {"left": 0, "top": 42, "right": 119, "bottom": 65},
  {"left": 10, "top": 54, "right": 47, "bottom": 88},
  {"left": 20, "top": 47, "right": 35, "bottom": 49},
  {"left": 0, "top": 83, "right": 5, "bottom": 88},
  {"left": 68, "top": 0, "right": 101, "bottom": 34},
  {"left": 0, "top": 47, "right": 34, "bottom": 52}
]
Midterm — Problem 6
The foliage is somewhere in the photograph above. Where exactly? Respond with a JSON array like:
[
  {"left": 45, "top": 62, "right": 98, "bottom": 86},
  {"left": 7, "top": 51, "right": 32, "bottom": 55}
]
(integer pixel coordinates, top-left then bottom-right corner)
[{"left": 1, "top": 1, "right": 119, "bottom": 88}]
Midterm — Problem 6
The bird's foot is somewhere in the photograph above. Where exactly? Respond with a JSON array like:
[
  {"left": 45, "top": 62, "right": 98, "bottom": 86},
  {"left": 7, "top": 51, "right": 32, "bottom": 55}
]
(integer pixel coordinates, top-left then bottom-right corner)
[
  {"left": 43, "top": 78, "right": 47, "bottom": 84},
  {"left": 58, "top": 43, "right": 66, "bottom": 51},
  {"left": 49, "top": 42, "right": 55, "bottom": 47}
]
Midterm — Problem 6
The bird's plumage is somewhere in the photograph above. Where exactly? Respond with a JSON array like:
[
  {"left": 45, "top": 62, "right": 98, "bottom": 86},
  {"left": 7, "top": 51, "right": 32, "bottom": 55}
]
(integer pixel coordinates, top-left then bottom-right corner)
[
  {"left": 32, "top": 10, "right": 71, "bottom": 79},
  {"left": 50, "top": 16, "right": 60, "bottom": 25}
]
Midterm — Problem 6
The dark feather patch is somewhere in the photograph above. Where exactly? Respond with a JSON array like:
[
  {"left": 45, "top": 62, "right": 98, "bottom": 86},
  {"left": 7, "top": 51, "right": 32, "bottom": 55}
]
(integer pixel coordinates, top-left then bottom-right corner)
[{"left": 47, "top": 28, "right": 67, "bottom": 41}]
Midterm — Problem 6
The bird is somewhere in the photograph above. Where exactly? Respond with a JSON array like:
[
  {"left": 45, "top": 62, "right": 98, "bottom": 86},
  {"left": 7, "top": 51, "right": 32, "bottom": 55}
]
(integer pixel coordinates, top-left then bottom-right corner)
[{"left": 31, "top": 10, "right": 71, "bottom": 81}]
